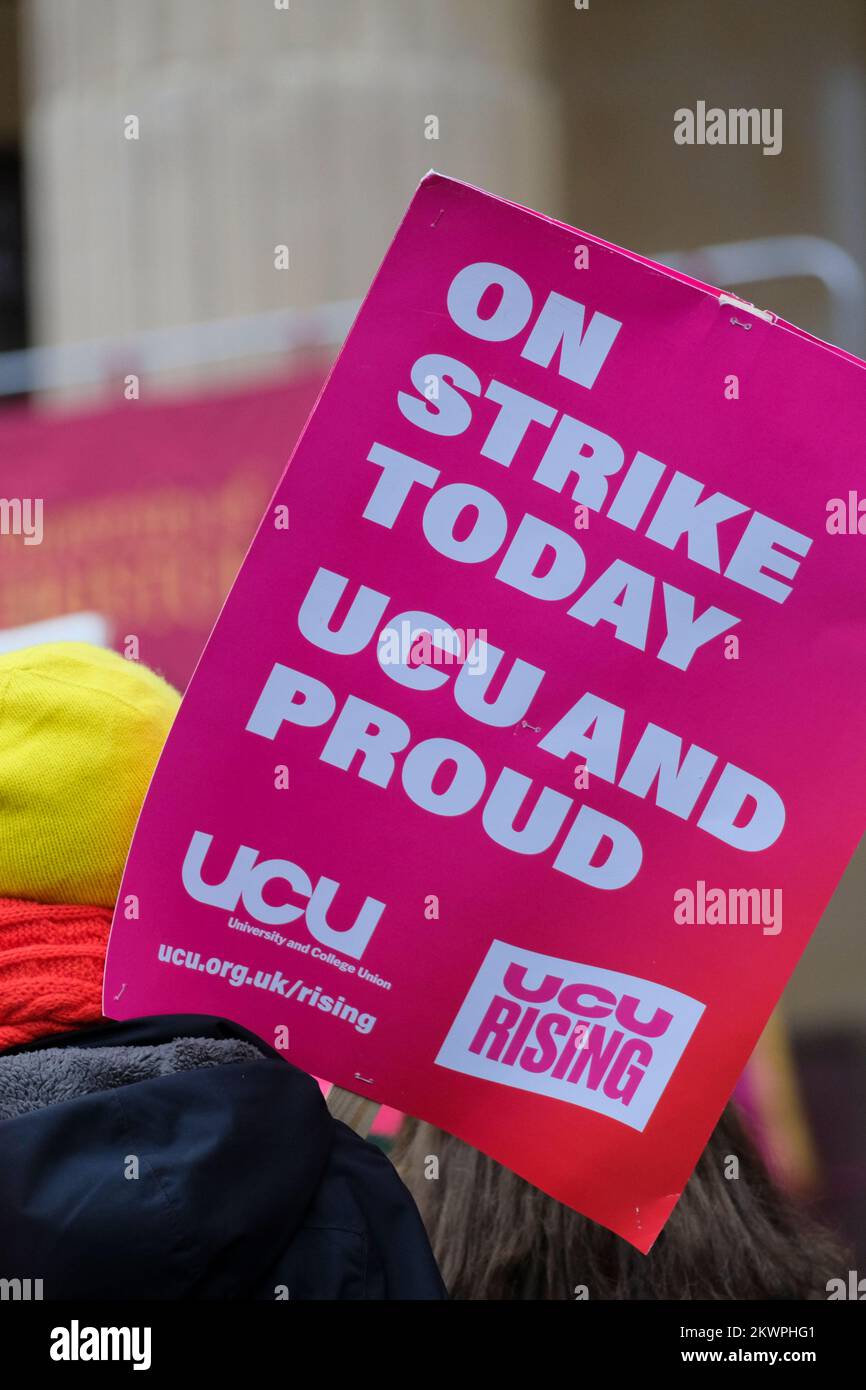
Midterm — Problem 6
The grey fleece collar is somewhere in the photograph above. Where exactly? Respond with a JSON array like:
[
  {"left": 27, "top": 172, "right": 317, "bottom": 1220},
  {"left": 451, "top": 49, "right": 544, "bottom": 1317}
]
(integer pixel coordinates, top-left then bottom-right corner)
[{"left": 0, "top": 1036, "right": 263, "bottom": 1122}]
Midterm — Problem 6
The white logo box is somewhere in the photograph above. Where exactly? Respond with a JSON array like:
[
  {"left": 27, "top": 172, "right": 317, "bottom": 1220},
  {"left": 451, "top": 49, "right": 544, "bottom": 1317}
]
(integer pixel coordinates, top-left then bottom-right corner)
[{"left": 435, "top": 939, "right": 705, "bottom": 1132}]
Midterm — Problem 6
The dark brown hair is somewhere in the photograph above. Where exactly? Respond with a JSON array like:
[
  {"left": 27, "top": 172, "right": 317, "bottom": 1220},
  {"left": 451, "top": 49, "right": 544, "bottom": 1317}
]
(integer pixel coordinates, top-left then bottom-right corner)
[{"left": 392, "top": 1104, "right": 847, "bottom": 1299}]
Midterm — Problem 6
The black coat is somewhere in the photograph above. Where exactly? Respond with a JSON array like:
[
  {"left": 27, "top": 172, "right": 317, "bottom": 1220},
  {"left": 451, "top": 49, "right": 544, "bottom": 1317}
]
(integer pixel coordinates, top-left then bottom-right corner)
[{"left": 0, "top": 1013, "right": 446, "bottom": 1300}]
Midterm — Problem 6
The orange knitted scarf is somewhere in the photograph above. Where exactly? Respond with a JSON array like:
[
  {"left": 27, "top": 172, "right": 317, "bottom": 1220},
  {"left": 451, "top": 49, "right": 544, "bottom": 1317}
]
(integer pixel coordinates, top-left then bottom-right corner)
[{"left": 0, "top": 898, "right": 111, "bottom": 1051}]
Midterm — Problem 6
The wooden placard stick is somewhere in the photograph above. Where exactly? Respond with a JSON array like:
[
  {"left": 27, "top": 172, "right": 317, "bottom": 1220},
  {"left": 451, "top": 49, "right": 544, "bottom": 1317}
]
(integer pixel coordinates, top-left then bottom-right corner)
[{"left": 327, "top": 1083, "right": 380, "bottom": 1139}]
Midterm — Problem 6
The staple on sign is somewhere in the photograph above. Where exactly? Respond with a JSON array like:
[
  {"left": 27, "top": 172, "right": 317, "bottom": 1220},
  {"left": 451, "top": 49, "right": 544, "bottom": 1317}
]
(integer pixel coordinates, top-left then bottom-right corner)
[{"left": 718, "top": 292, "right": 776, "bottom": 322}]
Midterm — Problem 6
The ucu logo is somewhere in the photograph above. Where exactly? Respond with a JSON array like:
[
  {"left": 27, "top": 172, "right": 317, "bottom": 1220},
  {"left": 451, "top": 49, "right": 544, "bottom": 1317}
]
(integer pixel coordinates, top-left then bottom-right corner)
[{"left": 181, "top": 830, "right": 386, "bottom": 960}]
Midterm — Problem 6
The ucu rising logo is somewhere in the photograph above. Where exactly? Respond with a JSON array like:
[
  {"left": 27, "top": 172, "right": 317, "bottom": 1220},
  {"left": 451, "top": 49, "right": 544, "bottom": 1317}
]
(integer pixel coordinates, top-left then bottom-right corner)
[{"left": 181, "top": 831, "right": 386, "bottom": 960}]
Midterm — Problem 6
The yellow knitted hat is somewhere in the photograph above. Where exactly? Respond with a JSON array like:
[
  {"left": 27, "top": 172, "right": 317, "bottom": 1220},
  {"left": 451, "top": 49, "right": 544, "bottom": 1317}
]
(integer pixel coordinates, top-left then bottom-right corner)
[{"left": 0, "top": 643, "right": 180, "bottom": 908}]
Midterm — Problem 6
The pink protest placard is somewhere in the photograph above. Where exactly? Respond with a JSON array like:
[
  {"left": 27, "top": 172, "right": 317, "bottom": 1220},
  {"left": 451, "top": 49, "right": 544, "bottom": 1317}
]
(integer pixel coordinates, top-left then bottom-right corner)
[{"left": 104, "top": 171, "right": 866, "bottom": 1251}]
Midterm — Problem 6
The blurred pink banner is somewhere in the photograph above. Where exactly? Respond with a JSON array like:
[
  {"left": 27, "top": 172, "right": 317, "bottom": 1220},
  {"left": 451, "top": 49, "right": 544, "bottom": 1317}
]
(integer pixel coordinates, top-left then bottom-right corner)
[{"left": 0, "top": 366, "right": 327, "bottom": 687}]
